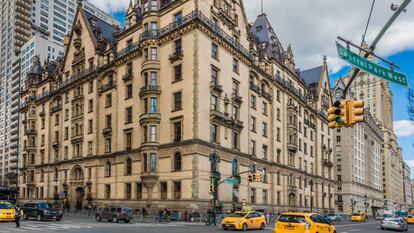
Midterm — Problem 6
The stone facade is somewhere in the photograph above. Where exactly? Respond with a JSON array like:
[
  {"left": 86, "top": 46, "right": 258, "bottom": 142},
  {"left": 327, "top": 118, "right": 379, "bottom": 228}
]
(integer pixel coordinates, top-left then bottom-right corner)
[{"left": 18, "top": 0, "right": 335, "bottom": 213}]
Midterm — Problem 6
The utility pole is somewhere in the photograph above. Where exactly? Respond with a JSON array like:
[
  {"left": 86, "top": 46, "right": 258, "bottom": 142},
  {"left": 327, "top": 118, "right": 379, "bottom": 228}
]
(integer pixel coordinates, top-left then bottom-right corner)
[{"left": 341, "top": 0, "right": 411, "bottom": 98}]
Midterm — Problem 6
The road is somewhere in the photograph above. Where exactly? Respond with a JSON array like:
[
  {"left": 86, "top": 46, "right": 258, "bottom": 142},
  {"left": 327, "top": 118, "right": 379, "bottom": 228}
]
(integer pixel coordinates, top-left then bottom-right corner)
[{"left": 0, "top": 216, "right": 412, "bottom": 233}]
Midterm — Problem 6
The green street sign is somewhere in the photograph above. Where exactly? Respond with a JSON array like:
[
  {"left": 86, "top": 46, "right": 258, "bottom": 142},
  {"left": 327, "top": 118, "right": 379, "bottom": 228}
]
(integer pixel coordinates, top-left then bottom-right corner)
[
  {"left": 225, "top": 178, "right": 239, "bottom": 185},
  {"left": 336, "top": 42, "right": 408, "bottom": 86}
]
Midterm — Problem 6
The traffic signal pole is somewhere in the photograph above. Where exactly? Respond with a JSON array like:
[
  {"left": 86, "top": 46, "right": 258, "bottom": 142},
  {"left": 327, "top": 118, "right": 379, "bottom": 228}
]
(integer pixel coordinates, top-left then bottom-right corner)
[{"left": 341, "top": 0, "right": 411, "bottom": 99}]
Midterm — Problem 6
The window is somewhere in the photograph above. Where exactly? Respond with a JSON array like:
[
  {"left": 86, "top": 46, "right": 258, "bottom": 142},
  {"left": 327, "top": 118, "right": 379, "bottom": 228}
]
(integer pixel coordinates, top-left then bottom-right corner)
[
  {"left": 106, "top": 115, "right": 112, "bottom": 128},
  {"left": 336, "top": 136, "right": 341, "bottom": 142},
  {"left": 136, "top": 183, "right": 142, "bottom": 199},
  {"left": 150, "top": 126, "right": 157, "bottom": 142},
  {"left": 211, "top": 124, "right": 218, "bottom": 143},
  {"left": 88, "top": 81, "right": 93, "bottom": 93},
  {"left": 64, "top": 146, "right": 68, "bottom": 159},
  {"left": 232, "top": 58, "right": 239, "bottom": 72},
  {"left": 55, "top": 114, "right": 59, "bottom": 125},
  {"left": 174, "top": 39, "right": 182, "bottom": 54},
  {"left": 174, "top": 181, "right": 181, "bottom": 199},
  {"left": 125, "top": 183, "right": 131, "bottom": 199},
  {"left": 262, "top": 145, "right": 268, "bottom": 160},
  {"left": 105, "top": 184, "right": 111, "bottom": 199},
  {"left": 105, "top": 137, "right": 111, "bottom": 153},
  {"left": 211, "top": 67, "right": 219, "bottom": 85},
  {"left": 262, "top": 102, "right": 267, "bottom": 115},
  {"left": 125, "top": 158, "right": 132, "bottom": 175},
  {"left": 211, "top": 43, "right": 218, "bottom": 59},
  {"left": 277, "top": 108, "right": 280, "bottom": 121},
  {"left": 211, "top": 95, "right": 218, "bottom": 110},
  {"left": 64, "top": 128, "right": 68, "bottom": 140},
  {"left": 173, "top": 92, "right": 182, "bottom": 111},
  {"left": 126, "top": 84, "right": 132, "bottom": 99},
  {"left": 231, "top": 105, "right": 239, "bottom": 119},
  {"left": 232, "top": 81, "right": 239, "bottom": 96},
  {"left": 105, "top": 161, "right": 111, "bottom": 177},
  {"left": 250, "top": 140, "right": 256, "bottom": 156},
  {"left": 262, "top": 190, "right": 267, "bottom": 204},
  {"left": 88, "top": 100, "right": 93, "bottom": 112},
  {"left": 150, "top": 97, "right": 157, "bottom": 113},
  {"left": 150, "top": 72, "right": 158, "bottom": 86},
  {"left": 262, "top": 122, "right": 268, "bottom": 137},
  {"left": 250, "top": 188, "right": 256, "bottom": 204},
  {"left": 88, "top": 119, "right": 92, "bottom": 133},
  {"left": 125, "top": 132, "right": 132, "bottom": 150},
  {"left": 174, "top": 152, "right": 182, "bottom": 171},
  {"left": 250, "top": 117, "right": 256, "bottom": 132},
  {"left": 160, "top": 182, "right": 167, "bottom": 199},
  {"left": 126, "top": 107, "right": 133, "bottom": 124},
  {"left": 232, "top": 131, "right": 239, "bottom": 149},
  {"left": 150, "top": 153, "right": 157, "bottom": 172},
  {"left": 87, "top": 141, "right": 92, "bottom": 155},
  {"left": 105, "top": 94, "right": 112, "bottom": 107},
  {"left": 151, "top": 47, "right": 157, "bottom": 60},
  {"left": 277, "top": 128, "right": 281, "bottom": 142},
  {"left": 173, "top": 121, "right": 182, "bottom": 142},
  {"left": 251, "top": 95, "right": 256, "bottom": 109},
  {"left": 174, "top": 64, "right": 182, "bottom": 82}
]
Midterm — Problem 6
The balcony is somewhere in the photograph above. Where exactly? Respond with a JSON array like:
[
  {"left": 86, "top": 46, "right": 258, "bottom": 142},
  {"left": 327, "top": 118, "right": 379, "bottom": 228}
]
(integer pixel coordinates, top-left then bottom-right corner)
[
  {"left": 50, "top": 104, "right": 62, "bottom": 114},
  {"left": 287, "top": 185, "right": 297, "bottom": 192},
  {"left": 231, "top": 93, "right": 243, "bottom": 104},
  {"left": 58, "top": 66, "right": 96, "bottom": 90},
  {"left": 117, "top": 43, "right": 140, "bottom": 59},
  {"left": 323, "top": 159, "right": 333, "bottom": 167},
  {"left": 210, "top": 81, "right": 223, "bottom": 93},
  {"left": 139, "top": 85, "right": 161, "bottom": 97},
  {"left": 335, "top": 200, "right": 343, "bottom": 205},
  {"left": 122, "top": 72, "right": 133, "bottom": 82},
  {"left": 304, "top": 119, "right": 316, "bottom": 129},
  {"left": 139, "top": 30, "right": 159, "bottom": 42},
  {"left": 52, "top": 141, "right": 60, "bottom": 148},
  {"left": 210, "top": 110, "right": 243, "bottom": 131},
  {"left": 139, "top": 113, "right": 161, "bottom": 125},
  {"left": 98, "top": 81, "right": 116, "bottom": 94},
  {"left": 250, "top": 82, "right": 260, "bottom": 94},
  {"left": 72, "top": 94, "right": 84, "bottom": 102},
  {"left": 25, "top": 129, "right": 37, "bottom": 135},
  {"left": 71, "top": 134, "right": 84, "bottom": 143},
  {"left": 102, "top": 127, "right": 112, "bottom": 136},
  {"left": 169, "top": 50, "right": 183, "bottom": 63},
  {"left": 24, "top": 145, "right": 37, "bottom": 152},
  {"left": 287, "top": 141, "right": 298, "bottom": 152},
  {"left": 261, "top": 91, "right": 272, "bottom": 102}
]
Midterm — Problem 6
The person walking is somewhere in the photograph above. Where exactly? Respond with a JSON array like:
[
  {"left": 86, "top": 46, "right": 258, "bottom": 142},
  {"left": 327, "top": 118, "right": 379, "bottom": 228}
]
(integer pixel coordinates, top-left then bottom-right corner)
[
  {"left": 142, "top": 207, "right": 147, "bottom": 219},
  {"left": 210, "top": 209, "right": 217, "bottom": 226},
  {"left": 14, "top": 206, "right": 21, "bottom": 228},
  {"left": 166, "top": 208, "right": 171, "bottom": 223}
]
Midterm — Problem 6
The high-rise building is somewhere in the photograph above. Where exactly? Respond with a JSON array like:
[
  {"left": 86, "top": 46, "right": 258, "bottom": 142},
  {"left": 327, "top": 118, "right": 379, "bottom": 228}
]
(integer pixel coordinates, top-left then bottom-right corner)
[
  {"left": 402, "top": 162, "right": 413, "bottom": 211},
  {"left": 332, "top": 80, "right": 384, "bottom": 215},
  {"left": 337, "top": 69, "right": 404, "bottom": 210},
  {"left": 0, "top": 0, "right": 32, "bottom": 189},
  {"left": 18, "top": 1, "right": 335, "bottom": 212}
]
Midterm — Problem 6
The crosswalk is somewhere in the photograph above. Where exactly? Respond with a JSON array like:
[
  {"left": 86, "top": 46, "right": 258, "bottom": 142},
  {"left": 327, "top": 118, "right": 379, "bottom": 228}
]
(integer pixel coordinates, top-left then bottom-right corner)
[{"left": 0, "top": 220, "right": 188, "bottom": 232}]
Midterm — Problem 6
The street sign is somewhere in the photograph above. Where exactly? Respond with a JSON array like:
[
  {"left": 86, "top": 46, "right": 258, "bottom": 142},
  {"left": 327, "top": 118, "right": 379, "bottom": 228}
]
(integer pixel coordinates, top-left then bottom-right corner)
[
  {"left": 225, "top": 178, "right": 240, "bottom": 185},
  {"left": 336, "top": 42, "right": 408, "bottom": 86}
]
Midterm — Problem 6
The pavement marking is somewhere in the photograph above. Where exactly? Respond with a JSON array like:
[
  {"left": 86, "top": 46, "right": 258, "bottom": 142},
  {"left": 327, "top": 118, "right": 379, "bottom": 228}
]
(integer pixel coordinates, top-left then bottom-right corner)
[{"left": 350, "top": 229, "right": 360, "bottom": 231}]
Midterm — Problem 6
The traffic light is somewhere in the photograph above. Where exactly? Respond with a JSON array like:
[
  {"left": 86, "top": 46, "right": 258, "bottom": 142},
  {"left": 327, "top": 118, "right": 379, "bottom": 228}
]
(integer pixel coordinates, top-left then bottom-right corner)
[
  {"left": 349, "top": 100, "right": 364, "bottom": 125},
  {"left": 210, "top": 177, "right": 215, "bottom": 193},
  {"left": 254, "top": 173, "right": 262, "bottom": 182},
  {"left": 328, "top": 100, "right": 347, "bottom": 128},
  {"left": 248, "top": 173, "right": 254, "bottom": 182}
]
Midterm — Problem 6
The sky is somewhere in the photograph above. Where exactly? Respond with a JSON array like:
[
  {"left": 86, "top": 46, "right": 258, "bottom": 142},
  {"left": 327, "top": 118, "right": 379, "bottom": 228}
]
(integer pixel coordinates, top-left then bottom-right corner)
[{"left": 85, "top": 0, "right": 414, "bottom": 172}]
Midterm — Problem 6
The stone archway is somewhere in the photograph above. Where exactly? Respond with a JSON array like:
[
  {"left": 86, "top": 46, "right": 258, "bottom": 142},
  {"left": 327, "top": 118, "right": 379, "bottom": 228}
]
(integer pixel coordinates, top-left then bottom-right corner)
[
  {"left": 69, "top": 166, "right": 84, "bottom": 210},
  {"left": 288, "top": 193, "right": 296, "bottom": 207}
]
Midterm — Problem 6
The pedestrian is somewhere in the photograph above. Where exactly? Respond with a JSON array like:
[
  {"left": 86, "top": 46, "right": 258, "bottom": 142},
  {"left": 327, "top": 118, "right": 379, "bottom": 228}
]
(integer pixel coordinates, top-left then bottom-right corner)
[
  {"left": 14, "top": 205, "right": 21, "bottom": 228},
  {"left": 210, "top": 209, "right": 217, "bottom": 226},
  {"left": 166, "top": 208, "right": 171, "bottom": 223},
  {"left": 142, "top": 207, "right": 147, "bottom": 219},
  {"left": 158, "top": 209, "right": 164, "bottom": 222}
]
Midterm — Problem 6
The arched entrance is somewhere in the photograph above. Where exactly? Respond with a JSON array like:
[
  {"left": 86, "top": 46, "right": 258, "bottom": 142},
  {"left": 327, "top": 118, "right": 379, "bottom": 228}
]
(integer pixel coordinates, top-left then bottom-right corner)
[
  {"left": 288, "top": 193, "right": 296, "bottom": 207},
  {"left": 75, "top": 187, "right": 85, "bottom": 210},
  {"left": 69, "top": 166, "right": 85, "bottom": 210}
]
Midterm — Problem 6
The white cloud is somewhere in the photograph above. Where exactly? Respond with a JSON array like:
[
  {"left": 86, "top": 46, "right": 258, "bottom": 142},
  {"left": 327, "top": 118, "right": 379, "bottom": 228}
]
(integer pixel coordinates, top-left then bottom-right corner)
[
  {"left": 243, "top": 0, "right": 414, "bottom": 72},
  {"left": 394, "top": 120, "right": 414, "bottom": 137}
]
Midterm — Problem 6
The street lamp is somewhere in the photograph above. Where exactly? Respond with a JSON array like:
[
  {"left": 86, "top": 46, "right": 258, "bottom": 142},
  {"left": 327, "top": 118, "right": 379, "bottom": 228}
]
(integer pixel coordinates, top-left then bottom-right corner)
[{"left": 309, "top": 180, "right": 314, "bottom": 213}]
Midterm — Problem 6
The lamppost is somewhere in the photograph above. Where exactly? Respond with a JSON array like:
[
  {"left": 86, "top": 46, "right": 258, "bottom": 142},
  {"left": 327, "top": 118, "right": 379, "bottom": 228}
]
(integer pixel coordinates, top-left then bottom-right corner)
[{"left": 309, "top": 180, "right": 314, "bottom": 212}]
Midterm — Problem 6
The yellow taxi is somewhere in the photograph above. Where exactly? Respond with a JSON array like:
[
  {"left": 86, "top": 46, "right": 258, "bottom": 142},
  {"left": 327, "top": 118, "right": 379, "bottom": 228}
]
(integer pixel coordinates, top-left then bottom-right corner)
[
  {"left": 406, "top": 215, "right": 414, "bottom": 224},
  {"left": 221, "top": 211, "right": 266, "bottom": 231},
  {"left": 274, "top": 212, "right": 336, "bottom": 233},
  {"left": 350, "top": 213, "right": 366, "bottom": 222},
  {"left": 0, "top": 202, "right": 15, "bottom": 222}
]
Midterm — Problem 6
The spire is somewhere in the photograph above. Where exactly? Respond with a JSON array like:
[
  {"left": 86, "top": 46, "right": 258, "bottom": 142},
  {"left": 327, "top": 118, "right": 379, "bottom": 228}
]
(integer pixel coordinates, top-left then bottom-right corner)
[{"left": 77, "top": 0, "right": 83, "bottom": 7}]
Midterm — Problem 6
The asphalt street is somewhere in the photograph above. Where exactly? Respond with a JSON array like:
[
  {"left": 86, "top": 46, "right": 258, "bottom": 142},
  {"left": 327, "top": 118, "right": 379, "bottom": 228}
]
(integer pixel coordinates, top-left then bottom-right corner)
[{"left": 0, "top": 216, "right": 412, "bottom": 233}]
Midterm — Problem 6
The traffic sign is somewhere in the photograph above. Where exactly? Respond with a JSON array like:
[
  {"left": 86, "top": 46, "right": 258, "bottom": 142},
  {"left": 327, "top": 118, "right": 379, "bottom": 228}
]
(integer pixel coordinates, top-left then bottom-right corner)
[
  {"left": 225, "top": 178, "right": 240, "bottom": 185},
  {"left": 336, "top": 42, "right": 408, "bottom": 86}
]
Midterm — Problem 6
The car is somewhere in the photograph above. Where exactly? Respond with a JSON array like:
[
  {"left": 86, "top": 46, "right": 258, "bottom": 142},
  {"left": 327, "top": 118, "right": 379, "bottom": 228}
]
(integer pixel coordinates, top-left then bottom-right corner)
[
  {"left": 376, "top": 215, "right": 385, "bottom": 220},
  {"left": 0, "top": 202, "right": 15, "bottom": 222},
  {"left": 381, "top": 217, "right": 408, "bottom": 231},
  {"left": 326, "top": 213, "right": 341, "bottom": 222},
  {"left": 351, "top": 213, "right": 366, "bottom": 222},
  {"left": 221, "top": 211, "right": 266, "bottom": 231},
  {"left": 95, "top": 206, "right": 133, "bottom": 223},
  {"left": 170, "top": 210, "right": 182, "bottom": 221},
  {"left": 21, "top": 202, "right": 63, "bottom": 221},
  {"left": 274, "top": 212, "right": 336, "bottom": 233},
  {"left": 406, "top": 216, "right": 414, "bottom": 224}
]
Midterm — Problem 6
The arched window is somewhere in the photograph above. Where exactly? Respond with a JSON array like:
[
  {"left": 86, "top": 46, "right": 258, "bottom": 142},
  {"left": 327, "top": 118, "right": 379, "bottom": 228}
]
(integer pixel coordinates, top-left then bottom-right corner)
[
  {"left": 231, "top": 159, "right": 238, "bottom": 176},
  {"left": 126, "top": 158, "right": 132, "bottom": 176},
  {"left": 105, "top": 161, "right": 111, "bottom": 177},
  {"left": 174, "top": 152, "right": 182, "bottom": 171}
]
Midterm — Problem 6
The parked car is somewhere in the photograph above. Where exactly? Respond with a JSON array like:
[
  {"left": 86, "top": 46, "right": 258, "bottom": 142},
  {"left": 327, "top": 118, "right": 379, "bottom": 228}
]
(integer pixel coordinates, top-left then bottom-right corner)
[
  {"left": 376, "top": 215, "right": 385, "bottom": 220},
  {"left": 381, "top": 217, "right": 408, "bottom": 231},
  {"left": 170, "top": 210, "right": 182, "bottom": 221},
  {"left": 95, "top": 206, "right": 133, "bottom": 223},
  {"left": 274, "top": 212, "right": 336, "bottom": 233},
  {"left": 21, "top": 202, "right": 63, "bottom": 221},
  {"left": 326, "top": 213, "right": 342, "bottom": 222}
]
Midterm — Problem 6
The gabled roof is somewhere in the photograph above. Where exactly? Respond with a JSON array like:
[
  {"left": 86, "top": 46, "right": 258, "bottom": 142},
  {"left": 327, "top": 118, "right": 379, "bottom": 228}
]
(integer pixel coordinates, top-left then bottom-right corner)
[
  {"left": 250, "top": 14, "right": 285, "bottom": 63},
  {"left": 84, "top": 10, "right": 118, "bottom": 45},
  {"left": 300, "top": 66, "right": 323, "bottom": 87}
]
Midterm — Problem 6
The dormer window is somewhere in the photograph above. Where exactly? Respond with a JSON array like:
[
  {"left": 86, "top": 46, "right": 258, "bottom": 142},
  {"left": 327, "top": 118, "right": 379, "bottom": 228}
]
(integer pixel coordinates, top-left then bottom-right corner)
[{"left": 256, "top": 25, "right": 262, "bottom": 32}]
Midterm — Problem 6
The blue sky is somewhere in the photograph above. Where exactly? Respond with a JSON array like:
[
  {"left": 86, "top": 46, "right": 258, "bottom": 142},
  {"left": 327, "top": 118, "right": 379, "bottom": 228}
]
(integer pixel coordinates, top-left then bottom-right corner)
[{"left": 107, "top": 1, "right": 414, "bottom": 170}]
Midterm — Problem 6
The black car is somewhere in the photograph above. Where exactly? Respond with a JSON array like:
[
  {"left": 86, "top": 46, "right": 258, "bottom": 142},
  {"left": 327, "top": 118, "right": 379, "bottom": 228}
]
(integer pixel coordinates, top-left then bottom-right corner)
[
  {"left": 95, "top": 206, "right": 133, "bottom": 223},
  {"left": 22, "top": 202, "right": 63, "bottom": 221}
]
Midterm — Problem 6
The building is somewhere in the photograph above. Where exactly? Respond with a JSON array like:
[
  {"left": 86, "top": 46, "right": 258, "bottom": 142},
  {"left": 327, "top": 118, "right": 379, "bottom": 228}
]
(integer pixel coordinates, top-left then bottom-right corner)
[
  {"left": 332, "top": 80, "right": 384, "bottom": 215},
  {"left": 0, "top": 0, "right": 32, "bottom": 189},
  {"left": 402, "top": 162, "right": 413, "bottom": 211},
  {"left": 339, "top": 69, "right": 404, "bottom": 210},
  {"left": 19, "top": 0, "right": 335, "bottom": 212},
  {"left": 83, "top": 1, "right": 121, "bottom": 27}
]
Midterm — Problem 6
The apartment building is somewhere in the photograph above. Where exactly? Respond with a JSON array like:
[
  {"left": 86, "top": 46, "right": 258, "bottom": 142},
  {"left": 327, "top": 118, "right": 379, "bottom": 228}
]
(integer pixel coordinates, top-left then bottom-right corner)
[{"left": 18, "top": 0, "right": 335, "bottom": 212}]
